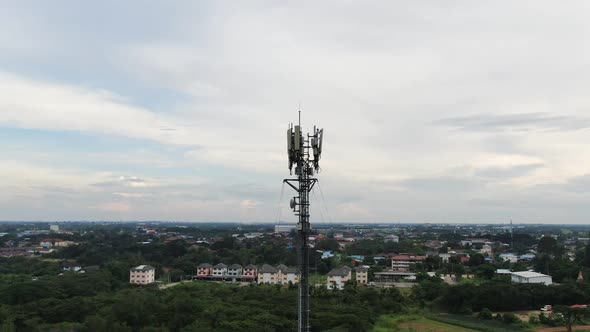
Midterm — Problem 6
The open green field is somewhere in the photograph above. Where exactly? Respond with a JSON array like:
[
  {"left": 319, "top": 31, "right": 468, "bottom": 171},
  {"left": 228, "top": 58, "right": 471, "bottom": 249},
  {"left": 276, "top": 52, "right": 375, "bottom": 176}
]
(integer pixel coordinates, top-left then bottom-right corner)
[
  {"left": 373, "top": 314, "right": 532, "bottom": 332},
  {"left": 373, "top": 315, "right": 477, "bottom": 332},
  {"left": 428, "top": 314, "right": 530, "bottom": 332}
]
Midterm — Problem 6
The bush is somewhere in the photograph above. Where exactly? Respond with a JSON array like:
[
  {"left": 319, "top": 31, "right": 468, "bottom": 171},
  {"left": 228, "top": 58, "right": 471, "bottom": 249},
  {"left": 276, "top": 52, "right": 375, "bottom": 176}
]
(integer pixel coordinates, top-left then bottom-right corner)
[
  {"left": 478, "top": 308, "right": 493, "bottom": 320},
  {"left": 539, "top": 312, "right": 565, "bottom": 327},
  {"left": 529, "top": 314, "right": 539, "bottom": 324},
  {"left": 539, "top": 313, "right": 548, "bottom": 324},
  {"left": 502, "top": 313, "right": 520, "bottom": 324},
  {"left": 494, "top": 313, "right": 503, "bottom": 321},
  {"left": 459, "top": 307, "right": 473, "bottom": 315}
]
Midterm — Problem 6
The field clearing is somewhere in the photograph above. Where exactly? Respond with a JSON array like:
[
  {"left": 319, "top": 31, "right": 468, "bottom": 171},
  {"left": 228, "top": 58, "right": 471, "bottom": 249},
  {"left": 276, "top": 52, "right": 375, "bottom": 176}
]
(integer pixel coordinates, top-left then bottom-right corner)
[
  {"left": 535, "top": 327, "right": 590, "bottom": 332},
  {"left": 510, "top": 310, "right": 542, "bottom": 321},
  {"left": 373, "top": 315, "right": 477, "bottom": 332},
  {"left": 426, "top": 313, "right": 531, "bottom": 332}
]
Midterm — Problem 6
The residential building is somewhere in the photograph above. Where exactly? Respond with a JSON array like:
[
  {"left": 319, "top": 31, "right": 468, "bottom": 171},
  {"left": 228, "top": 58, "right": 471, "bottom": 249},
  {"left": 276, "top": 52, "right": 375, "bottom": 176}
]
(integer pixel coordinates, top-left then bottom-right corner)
[
  {"left": 212, "top": 263, "right": 228, "bottom": 278},
  {"left": 327, "top": 266, "right": 352, "bottom": 290},
  {"left": 519, "top": 254, "right": 535, "bottom": 261},
  {"left": 196, "top": 263, "right": 212, "bottom": 278},
  {"left": 0, "top": 247, "right": 32, "bottom": 257},
  {"left": 384, "top": 235, "right": 399, "bottom": 243},
  {"left": 480, "top": 244, "right": 493, "bottom": 255},
  {"left": 390, "top": 254, "right": 426, "bottom": 272},
  {"left": 227, "top": 264, "right": 242, "bottom": 279},
  {"left": 349, "top": 255, "right": 365, "bottom": 262},
  {"left": 462, "top": 238, "right": 490, "bottom": 248},
  {"left": 130, "top": 265, "right": 156, "bottom": 285},
  {"left": 499, "top": 253, "right": 518, "bottom": 263},
  {"left": 355, "top": 266, "right": 369, "bottom": 285},
  {"left": 277, "top": 265, "right": 299, "bottom": 285},
  {"left": 374, "top": 270, "right": 416, "bottom": 286},
  {"left": 54, "top": 240, "right": 77, "bottom": 247},
  {"left": 275, "top": 224, "right": 297, "bottom": 233},
  {"left": 39, "top": 240, "right": 53, "bottom": 249},
  {"left": 511, "top": 271, "right": 552, "bottom": 285},
  {"left": 424, "top": 240, "right": 444, "bottom": 250},
  {"left": 244, "top": 232, "right": 263, "bottom": 239},
  {"left": 242, "top": 264, "right": 257, "bottom": 281},
  {"left": 258, "top": 264, "right": 279, "bottom": 284},
  {"left": 50, "top": 225, "right": 59, "bottom": 232},
  {"left": 321, "top": 250, "right": 334, "bottom": 259},
  {"left": 62, "top": 262, "right": 82, "bottom": 272}
]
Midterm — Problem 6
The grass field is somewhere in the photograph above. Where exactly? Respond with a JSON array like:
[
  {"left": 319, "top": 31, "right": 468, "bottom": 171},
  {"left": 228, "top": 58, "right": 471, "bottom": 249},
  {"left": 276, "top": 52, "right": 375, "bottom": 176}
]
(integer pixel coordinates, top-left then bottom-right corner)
[
  {"left": 427, "top": 314, "right": 531, "bottom": 332},
  {"left": 373, "top": 313, "right": 533, "bottom": 332},
  {"left": 373, "top": 315, "right": 478, "bottom": 332}
]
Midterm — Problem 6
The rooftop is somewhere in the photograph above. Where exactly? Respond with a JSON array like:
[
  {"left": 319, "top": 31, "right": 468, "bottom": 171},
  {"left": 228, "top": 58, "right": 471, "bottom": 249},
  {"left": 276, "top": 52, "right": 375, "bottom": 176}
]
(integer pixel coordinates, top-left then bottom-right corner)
[
  {"left": 130, "top": 265, "right": 155, "bottom": 271},
  {"left": 327, "top": 266, "right": 352, "bottom": 277},
  {"left": 511, "top": 271, "right": 550, "bottom": 278},
  {"left": 259, "top": 264, "right": 278, "bottom": 273}
]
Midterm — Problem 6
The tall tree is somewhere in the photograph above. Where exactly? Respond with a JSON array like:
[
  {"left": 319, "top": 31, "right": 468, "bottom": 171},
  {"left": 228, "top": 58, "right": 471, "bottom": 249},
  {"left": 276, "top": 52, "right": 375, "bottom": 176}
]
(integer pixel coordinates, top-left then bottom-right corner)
[
  {"left": 553, "top": 305, "right": 590, "bottom": 332},
  {"left": 538, "top": 236, "right": 559, "bottom": 256}
]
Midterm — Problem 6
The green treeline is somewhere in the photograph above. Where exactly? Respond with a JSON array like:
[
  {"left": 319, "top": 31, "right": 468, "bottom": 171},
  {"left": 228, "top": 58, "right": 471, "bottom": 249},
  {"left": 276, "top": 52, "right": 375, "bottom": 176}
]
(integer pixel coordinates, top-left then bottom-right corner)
[
  {"left": 414, "top": 275, "right": 590, "bottom": 313},
  {"left": 0, "top": 275, "right": 406, "bottom": 332}
]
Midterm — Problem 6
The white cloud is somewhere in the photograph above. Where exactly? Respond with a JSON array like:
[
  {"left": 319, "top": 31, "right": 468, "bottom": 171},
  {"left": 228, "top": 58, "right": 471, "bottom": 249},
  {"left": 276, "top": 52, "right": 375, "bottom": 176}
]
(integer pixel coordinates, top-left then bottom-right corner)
[
  {"left": 240, "top": 199, "right": 258, "bottom": 209},
  {"left": 2, "top": 1, "right": 590, "bottom": 222},
  {"left": 97, "top": 202, "right": 131, "bottom": 213}
]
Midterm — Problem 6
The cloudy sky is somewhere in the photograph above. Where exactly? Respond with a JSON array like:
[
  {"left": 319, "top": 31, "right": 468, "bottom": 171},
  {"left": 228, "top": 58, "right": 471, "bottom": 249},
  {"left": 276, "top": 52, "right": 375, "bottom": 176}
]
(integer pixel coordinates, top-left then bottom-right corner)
[{"left": 1, "top": 1, "right": 589, "bottom": 223}]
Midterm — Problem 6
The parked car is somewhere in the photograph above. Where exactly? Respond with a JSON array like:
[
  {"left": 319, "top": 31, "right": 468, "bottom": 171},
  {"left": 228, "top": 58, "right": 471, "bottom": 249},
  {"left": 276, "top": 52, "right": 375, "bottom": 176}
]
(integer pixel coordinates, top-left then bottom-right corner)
[{"left": 540, "top": 305, "right": 552, "bottom": 312}]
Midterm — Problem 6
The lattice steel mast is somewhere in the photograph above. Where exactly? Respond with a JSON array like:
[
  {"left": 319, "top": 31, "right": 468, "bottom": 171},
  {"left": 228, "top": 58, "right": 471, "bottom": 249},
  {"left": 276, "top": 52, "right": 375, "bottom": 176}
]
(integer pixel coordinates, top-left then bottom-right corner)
[{"left": 284, "top": 111, "right": 324, "bottom": 332}]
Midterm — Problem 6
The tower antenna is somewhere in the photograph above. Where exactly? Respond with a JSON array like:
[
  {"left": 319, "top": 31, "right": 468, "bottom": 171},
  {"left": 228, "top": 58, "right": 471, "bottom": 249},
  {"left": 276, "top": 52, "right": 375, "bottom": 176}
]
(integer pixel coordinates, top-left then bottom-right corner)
[
  {"left": 510, "top": 219, "right": 514, "bottom": 249},
  {"left": 285, "top": 111, "right": 324, "bottom": 332}
]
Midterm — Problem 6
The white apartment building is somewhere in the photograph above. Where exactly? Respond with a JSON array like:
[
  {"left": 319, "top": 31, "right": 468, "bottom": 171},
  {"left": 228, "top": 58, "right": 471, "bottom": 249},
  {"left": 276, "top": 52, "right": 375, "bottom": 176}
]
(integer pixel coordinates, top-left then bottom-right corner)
[
  {"left": 355, "top": 266, "right": 369, "bottom": 285},
  {"left": 227, "top": 264, "right": 242, "bottom": 279},
  {"left": 277, "top": 265, "right": 299, "bottom": 285},
  {"left": 258, "top": 264, "right": 279, "bottom": 284},
  {"left": 327, "top": 266, "right": 352, "bottom": 290},
  {"left": 212, "top": 263, "right": 228, "bottom": 278},
  {"left": 130, "top": 265, "right": 156, "bottom": 285}
]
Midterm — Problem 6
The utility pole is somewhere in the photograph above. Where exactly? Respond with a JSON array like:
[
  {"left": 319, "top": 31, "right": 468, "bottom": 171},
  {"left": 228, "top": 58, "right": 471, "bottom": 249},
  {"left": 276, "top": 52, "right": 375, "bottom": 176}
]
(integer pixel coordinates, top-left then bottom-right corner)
[{"left": 284, "top": 112, "right": 324, "bottom": 332}]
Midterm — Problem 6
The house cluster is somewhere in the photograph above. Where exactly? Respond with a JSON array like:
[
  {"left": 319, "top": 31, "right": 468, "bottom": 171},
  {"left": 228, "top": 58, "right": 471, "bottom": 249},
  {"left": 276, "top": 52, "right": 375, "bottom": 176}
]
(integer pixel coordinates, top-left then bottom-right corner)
[
  {"left": 460, "top": 238, "right": 494, "bottom": 255},
  {"left": 439, "top": 250, "right": 470, "bottom": 264},
  {"left": 195, "top": 263, "right": 299, "bottom": 285},
  {"left": 60, "top": 262, "right": 99, "bottom": 275},
  {"left": 498, "top": 253, "right": 536, "bottom": 263},
  {"left": 0, "top": 239, "right": 76, "bottom": 257},
  {"left": 40, "top": 238, "right": 77, "bottom": 248}
]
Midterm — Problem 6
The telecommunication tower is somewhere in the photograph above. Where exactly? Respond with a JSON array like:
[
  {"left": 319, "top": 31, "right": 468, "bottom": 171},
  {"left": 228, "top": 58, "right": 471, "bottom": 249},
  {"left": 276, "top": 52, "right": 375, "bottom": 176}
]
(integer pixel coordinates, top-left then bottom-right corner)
[
  {"left": 284, "top": 111, "right": 324, "bottom": 332},
  {"left": 510, "top": 219, "right": 514, "bottom": 249}
]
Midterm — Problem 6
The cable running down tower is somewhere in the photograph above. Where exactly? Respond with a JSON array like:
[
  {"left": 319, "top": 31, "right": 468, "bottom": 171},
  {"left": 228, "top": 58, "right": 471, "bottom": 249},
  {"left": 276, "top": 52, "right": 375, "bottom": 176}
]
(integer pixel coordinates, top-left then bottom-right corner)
[{"left": 284, "top": 111, "right": 324, "bottom": 332}]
